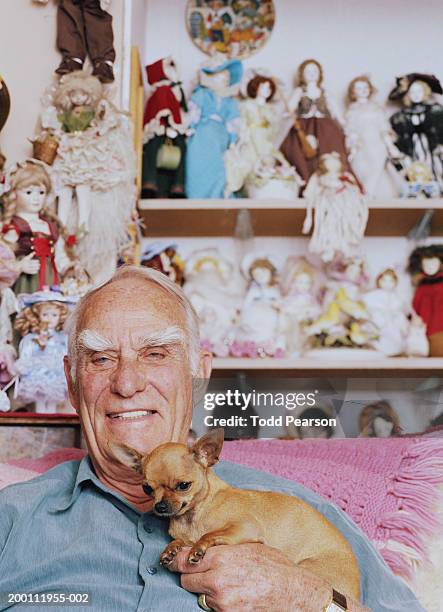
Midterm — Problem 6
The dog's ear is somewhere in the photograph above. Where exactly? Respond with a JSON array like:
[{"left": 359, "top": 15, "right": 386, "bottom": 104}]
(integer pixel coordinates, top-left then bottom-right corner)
[
  {"left": 192, "top": 428, "right": 224, "bottom": 468},
  {"left": 108, "top": 442, "right": 144, "bottom": 474}
]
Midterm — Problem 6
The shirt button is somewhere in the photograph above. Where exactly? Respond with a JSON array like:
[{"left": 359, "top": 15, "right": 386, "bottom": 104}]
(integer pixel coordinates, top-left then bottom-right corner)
[
  {"left": 146, "top": 566, "right": 157, "bottom": 575},
  {"left": 145, "top": 525, "right": 153, "bottom": 533}
]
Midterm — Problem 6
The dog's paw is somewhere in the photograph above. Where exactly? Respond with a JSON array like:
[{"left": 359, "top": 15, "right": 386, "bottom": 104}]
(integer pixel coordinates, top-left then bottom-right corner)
[
  {"left": 188, "top": 546, "right": 206, "bottom": 564},
  {"left": 160, "top": 541, "right": 184, "bottom": 567}
]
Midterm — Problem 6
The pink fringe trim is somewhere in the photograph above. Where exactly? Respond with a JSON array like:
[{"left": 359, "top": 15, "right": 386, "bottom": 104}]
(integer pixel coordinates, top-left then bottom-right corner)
[{"left": 378, "top": 439, "right": 443, "bottom": 580}]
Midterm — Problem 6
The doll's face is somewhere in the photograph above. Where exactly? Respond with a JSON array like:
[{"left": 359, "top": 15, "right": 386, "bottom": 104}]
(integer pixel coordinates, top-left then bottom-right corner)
[
  {"left": 40, "top": 305, "right": 61, "bottom": 331},
  {"left": 16, "top": 184, "right": 47, "bottom": 215},
  {"left": 408, "top": 81, "right": 427, "bottom": 104},
  {"left": 70, "top": 88, "right": 90, "bottom": 107},
  {"left": 322, "top": 154, "right": 342, "bottom": 174},
  {"left": 353, "top": 80, "right": 371, "bottom": 101},
  {"left": 379, "top": 272, "right": 397, "bottom": 291},
  {"left": 164, "top": 61, "right": 178, "bottom": 83},
  {"left": 257, "top": 81, "right": 272, "bottom": 101},
  {"left": 303, "top": 62, "right": 320, "bottom": 84},
  {"left": 422, "top": 256, "right": 441, "bottom": 276},
  {"left": 251, "top": 265, "right": 272, "bottom": 285},
  {"left": 206, "top": 69, "right": 230, "bottom": 92},
  {"left": 294, "top": 271, "right": 312, "bottom": 293},
  {"left": 373, "top": 416, "right": 394, "bottom": 438}
]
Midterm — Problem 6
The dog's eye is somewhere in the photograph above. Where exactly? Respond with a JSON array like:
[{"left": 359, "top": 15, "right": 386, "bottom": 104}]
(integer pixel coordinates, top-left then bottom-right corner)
[
  {"left": 175, "top": 481, "right": 192, "bottom": 491},
  {"left": 142, "top": 483, "right": 154, "bottom": 496}
]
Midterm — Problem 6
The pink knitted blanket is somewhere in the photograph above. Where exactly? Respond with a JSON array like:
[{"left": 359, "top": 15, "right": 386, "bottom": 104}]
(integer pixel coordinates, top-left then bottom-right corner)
[
  {"left": 221, "top": 438, "right": 443, "bottom": 580},
  {"left": 7, "top": 437, "right": 443, "bottom": 580}
]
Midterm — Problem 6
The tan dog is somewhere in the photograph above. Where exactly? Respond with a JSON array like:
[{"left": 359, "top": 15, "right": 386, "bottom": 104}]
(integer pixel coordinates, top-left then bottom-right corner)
[{"left": 111, "top": 429, "right": 361, "bottom": 599}]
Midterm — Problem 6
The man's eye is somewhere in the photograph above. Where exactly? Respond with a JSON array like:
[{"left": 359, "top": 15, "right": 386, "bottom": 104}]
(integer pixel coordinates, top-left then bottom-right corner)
[
  {"left": 142, "top": 349, "right": 167, "bottom": 360},
  {"left": 90, "top": 355, "right": 113, "bottom": 368},
  {"left": 143, "top": 483, "right": 154, "bottom": 496},
  {"left": 175, "top": 481, "right": 192, "bottom": 491}
]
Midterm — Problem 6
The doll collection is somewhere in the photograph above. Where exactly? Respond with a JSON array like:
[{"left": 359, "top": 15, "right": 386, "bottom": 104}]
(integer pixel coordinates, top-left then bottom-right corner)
[{"left": 0, "top": 2, "right": 137, "bottom": 414}]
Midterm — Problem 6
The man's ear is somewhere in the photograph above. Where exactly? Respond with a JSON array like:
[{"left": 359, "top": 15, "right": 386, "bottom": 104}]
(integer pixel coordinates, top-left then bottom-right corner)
[
  {"left": 108, "top": 442, "right": 144, "bottom": 475},
  {"left": 64, "top": 356, "right": 79, "bottom": 412},
  {"left": 192, "top": 428, "right": 224, "bottom": 468}
]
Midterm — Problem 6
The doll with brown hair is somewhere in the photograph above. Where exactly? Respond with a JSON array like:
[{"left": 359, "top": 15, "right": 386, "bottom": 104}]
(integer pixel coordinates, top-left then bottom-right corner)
[
  {"left": 14, "top": 294, "right": 70, "bottom": 413},
  {"left": 302, "top": 152, "right": 368, "bottom": 262},
  {"left": 225, "top": 70, "right": 302, "bottom": 196},
  {"left": 359, "top": 401, "right": 402, "bottom": 438},
  {"left": 345, "top": 75, "right": 400, "bottom": 198},
  {"left": 280, "top": 59, "right": 357, "bottom": 187},
  {"left": 408, "top": 244, "right": 443, "bottom": 356},
  {"left": 2, "top": 160, "right": 71, "bottom": 295}
]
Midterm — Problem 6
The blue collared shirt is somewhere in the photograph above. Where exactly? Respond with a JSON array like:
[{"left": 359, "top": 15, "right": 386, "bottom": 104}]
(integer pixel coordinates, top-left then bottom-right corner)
[{"left": 0, "top": 456, "right": 423, "bottom": 611}]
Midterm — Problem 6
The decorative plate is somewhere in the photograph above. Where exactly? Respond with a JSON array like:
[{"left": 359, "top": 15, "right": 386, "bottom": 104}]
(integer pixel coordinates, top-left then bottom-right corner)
[{"left": 186, "top": 0, "right": 276, "bottom": 59}]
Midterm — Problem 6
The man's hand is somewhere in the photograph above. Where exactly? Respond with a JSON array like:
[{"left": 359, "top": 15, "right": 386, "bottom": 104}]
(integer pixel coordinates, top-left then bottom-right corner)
[{"left": 167, "top": 543, "right": 359, "bottom": 612}]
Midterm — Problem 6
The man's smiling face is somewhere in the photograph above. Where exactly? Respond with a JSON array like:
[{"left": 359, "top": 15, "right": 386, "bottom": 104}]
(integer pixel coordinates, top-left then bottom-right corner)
[{"left": 66, "top": 277, "right": 197, "bottom": 476}]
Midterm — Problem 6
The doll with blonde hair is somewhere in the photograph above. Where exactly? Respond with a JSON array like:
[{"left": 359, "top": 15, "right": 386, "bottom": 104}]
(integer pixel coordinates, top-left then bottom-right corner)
[{"left": 14, "top": 296, "right": 70, "bottom": 413}]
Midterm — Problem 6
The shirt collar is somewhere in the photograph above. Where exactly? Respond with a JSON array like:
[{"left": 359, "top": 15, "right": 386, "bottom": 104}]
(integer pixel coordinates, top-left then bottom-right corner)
[{"left": 50, "top": 455, "right": 142, "bottom": 516}]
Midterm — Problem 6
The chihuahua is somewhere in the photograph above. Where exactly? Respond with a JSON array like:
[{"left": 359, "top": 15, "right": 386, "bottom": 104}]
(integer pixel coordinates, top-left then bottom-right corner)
[{"left": 111, "top": 429, "right": 360, "bottom": 599}]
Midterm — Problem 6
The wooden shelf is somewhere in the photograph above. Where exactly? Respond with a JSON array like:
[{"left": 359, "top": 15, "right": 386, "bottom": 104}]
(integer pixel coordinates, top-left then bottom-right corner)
[
  {"left": 0, "top": 414, "right": 80, "bottom": 426},
  {"left": 211, "top": 357, "right": 443, "bottom": 376},
  {"left": 139, "top": 198, "right": 443, "bottom": 237}
]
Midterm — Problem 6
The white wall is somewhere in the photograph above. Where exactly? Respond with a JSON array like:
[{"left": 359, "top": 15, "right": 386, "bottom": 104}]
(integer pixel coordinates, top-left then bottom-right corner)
[
  {"left": 143, "top": 0, "right": 443, "bottom": 107},
  {"left": 0, "top": 0, "right": 127, "bottom": 164}
]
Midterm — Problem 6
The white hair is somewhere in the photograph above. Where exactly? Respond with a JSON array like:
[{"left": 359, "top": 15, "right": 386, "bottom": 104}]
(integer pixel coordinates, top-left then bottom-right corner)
[{"left": 65, "top": 266, "right": 201, "bottom": 380}]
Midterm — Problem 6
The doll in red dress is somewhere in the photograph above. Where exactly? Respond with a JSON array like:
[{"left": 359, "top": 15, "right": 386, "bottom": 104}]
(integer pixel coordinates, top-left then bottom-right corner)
[{"left": 408, "top": 244, "right": 443, "bottom": 356}]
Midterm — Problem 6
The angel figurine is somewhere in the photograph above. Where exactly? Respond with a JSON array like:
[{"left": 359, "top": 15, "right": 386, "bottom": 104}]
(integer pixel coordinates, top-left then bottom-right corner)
[
  {"left": 186, "top": 58, "right": 243, "bottom": 199},
  {"left": 225, "top": 71, "right": 302, "bottom": 198},
  {"left": 280, "top": 59, "right": 358, "bottom": 187},
  {"left": 345, "top": 75, "right": 400, "bottom": 198},
  {"left": 14, "top": 293, "right": 71, "bottom": 413},
  {"left": 302, "top": 152, "right": 368, "bottom": 262},
  {"left": 39, "top": 71, "right": 136, "bottom": 285}
]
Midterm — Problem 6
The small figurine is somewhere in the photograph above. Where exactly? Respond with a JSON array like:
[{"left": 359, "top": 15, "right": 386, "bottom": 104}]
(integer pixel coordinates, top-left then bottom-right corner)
[
  {"left": 359, "top": 401, "right": 402, "bottom": 438},
  {"left": 280, "top": 58, "right": 358, "bottom": 187},
  {"left": 225, "top": 71, "right": 302, "bottom": 198},
  {"left": 14, "top": 292, "right": 71, "bottom": 413},
  {"left": 141, "top": 241, "right": 185, "bottom": 286},
  {"left": 40, "top": 71, "right": 136, "bottom": 285},
  {"left": 142, "top": 57, "right": 189, "bottom": 199},
  {"left": 186, "top": 58, "right": 243, "bottom": 198},
  {"left": 279, "top": 257, "right": 322, "bottom": 355},
  {"left": 401, "top": 161, "right": 440, "bottom": 199},
  {"left": 363, "top": 268, "right": 411, "bottom": 356},
  {"left": 32, "top": 0, "right": 115, "bottom": 83},
  {"left": 184, "top": 248, "right": 245, "bottom": 356},
  {"left": 389, "top": 73, "right": 443, "bottom": 195},
  {"left": 405, "top": 313, "right": 429, "bottom": 357},
  {"left": 302, "top": 152, "right": 368, "bottom": 262},
  {"left": 2, "top": 160, "right": 72, "bottom": 294},
  {"left": 345, "top": 75, "right": 400, "bottom": 198},
  {"left": 408, "top": 244, "right": 443, "bottom": 356},
  {"left": 233, "top": 254, "right": 285, "bottom": 357}
]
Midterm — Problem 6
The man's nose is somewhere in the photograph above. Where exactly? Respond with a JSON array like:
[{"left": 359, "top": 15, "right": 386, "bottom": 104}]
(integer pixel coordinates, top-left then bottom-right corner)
[{"left": 109, "top": 358, "right": 147, "bottom": 398}]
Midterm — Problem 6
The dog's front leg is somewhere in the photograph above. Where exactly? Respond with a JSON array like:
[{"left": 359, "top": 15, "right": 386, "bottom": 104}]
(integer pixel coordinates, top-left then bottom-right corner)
[
  {"left": 188, "top": 520, "right": 265, "bottom": 564},
  {"left": 160, "top": 538, "right": 187, "bottom": 567}
]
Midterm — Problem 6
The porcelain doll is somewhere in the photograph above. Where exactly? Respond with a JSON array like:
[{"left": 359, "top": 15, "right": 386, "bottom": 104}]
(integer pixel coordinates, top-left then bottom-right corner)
[
  {"left": 405, "top": 313, "right": 429, "bottom": 357},
  {"left": 33, "top": 0, "right": 115, "bottom": 83},
  {"left": 345, "top": 75, "right": 400, "bottom": 198},
  {"left": 280, "top": 59, "right": 358, "bottom": 187},
  {"left": 40, "top": 71, "right": 136, "bottom": 285},
  {"left": 233, "top": 254, "right": 285, "bottom": 357},
  {"left": 2, "top": 160, "right": 72, "bottom": 295},
  {"left": 359, "top": 401, "right": 401, "bottom": 438},
  {"left": 408, "top": 244, "right": 443, "bottom": 356},
  {"left": 186, "top": 58, "right": 243, "bottom": 199},
  {"left": 363, "top": 268, "right": 410, "bottom": 356},
  {"left": 225, "top": 72, "right": 302, "bottom": 197},
  {"left": 389, "top": 73, "right": 443, "bottom": 195},
  {"left": 142, "top": 57, "right": 189, "bottom": 199},
  {"left": 184, "top": 248, "right": 245, "bottom": 356},
  {"left": 279, "top": 257, "right": 322, "bottom": 355},
  {"left": 141, "top": 241, "right": 185, "bottom": 286},
  {"left": 14, "top": 293, "right": 70, "bottom": 413},
  {"left": 302, "top": 153, "right": 368, "bottom": 262}
]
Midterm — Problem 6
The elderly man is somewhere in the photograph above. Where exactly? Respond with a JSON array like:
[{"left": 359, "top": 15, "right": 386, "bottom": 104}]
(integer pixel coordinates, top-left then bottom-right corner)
[{"left": 0, "top": 267, "right": 423, "bottom": 612}]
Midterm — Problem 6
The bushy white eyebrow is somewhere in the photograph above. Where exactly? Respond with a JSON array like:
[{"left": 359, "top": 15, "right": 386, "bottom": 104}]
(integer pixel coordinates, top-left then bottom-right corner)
[{"left": 77, "top": 326, "right": 186, "bottom": 354}]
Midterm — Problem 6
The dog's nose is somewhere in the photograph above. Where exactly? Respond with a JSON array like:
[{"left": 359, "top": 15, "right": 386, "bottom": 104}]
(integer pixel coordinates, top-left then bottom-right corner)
[{"left": 155, "top": 501, "right": 169, "bottom": 514}]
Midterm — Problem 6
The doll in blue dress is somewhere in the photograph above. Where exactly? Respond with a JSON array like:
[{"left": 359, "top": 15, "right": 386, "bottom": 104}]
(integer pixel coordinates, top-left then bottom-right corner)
[
  {"left": 186, "top": 58, "right": 243, "bottom": 198},
  {"left": 14, "top": 294, "right": 70, "bottom": 413}
]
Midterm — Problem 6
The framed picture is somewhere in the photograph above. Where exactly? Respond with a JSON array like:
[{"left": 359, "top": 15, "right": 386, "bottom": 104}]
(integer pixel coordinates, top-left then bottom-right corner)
[{"left": 186, "top": 0, "right": 276, "bottom": 59}]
